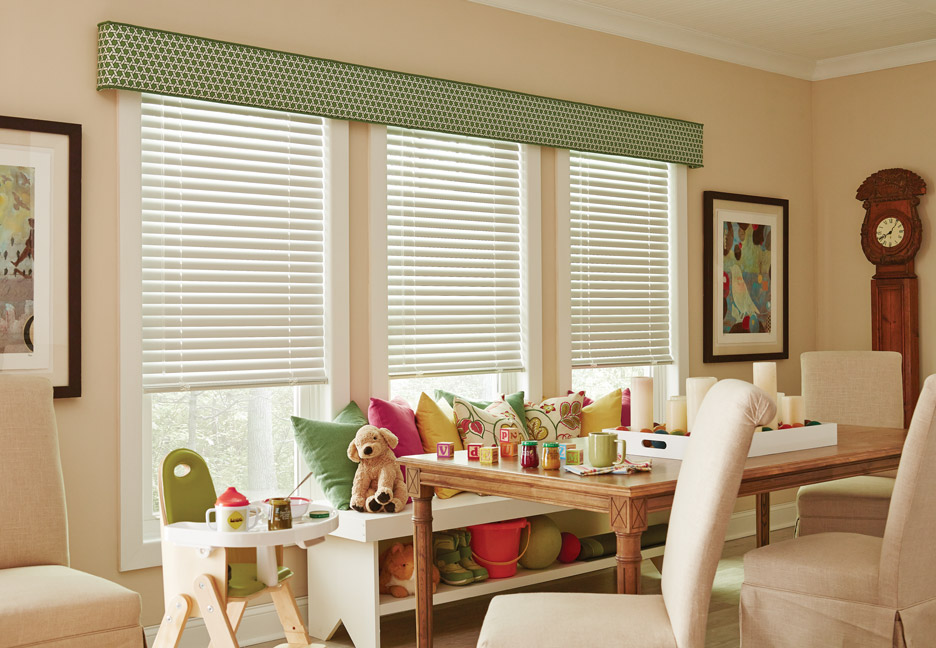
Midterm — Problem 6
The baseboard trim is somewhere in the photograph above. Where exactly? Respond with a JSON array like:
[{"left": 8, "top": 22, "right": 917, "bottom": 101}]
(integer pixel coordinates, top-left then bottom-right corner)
[
  {"left": 144, "top": 503, "right": 796, "bottom": 647},
  {"left": 725, "top": 501, "right": 797, "bottom": 542}
]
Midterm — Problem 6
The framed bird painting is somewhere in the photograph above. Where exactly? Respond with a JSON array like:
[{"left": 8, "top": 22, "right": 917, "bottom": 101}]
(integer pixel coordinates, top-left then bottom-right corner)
[{"left": 703, "top": 191, "right": 788, "bottom": 363}]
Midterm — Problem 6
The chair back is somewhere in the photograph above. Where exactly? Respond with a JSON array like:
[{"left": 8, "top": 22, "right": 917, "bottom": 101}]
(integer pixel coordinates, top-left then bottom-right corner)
[
  {"left": 879, "top": 374, "right": 936, "bottom": 608},
  {"left": 801, "top": 351, "right": 903, "bottom": 427},
  {"left": 159, "top": 448, "right": 217, "bottom": 524},
  {"left": 0, "top": 375, "right": 69, "bottom": 569},
  {"left": 661, "top": 379, "right": 774, "bottom": 648}
]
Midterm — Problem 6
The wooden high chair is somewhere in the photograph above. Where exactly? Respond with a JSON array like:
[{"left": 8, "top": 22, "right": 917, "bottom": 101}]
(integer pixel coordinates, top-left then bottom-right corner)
[{"left": 154, "top": 448, "right": 333, "bottom": 648}]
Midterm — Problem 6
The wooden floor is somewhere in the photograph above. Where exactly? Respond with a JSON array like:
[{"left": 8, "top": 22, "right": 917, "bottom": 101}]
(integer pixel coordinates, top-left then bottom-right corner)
[{"left": 256, "top": 528, "right": 794, "bottom": 648}]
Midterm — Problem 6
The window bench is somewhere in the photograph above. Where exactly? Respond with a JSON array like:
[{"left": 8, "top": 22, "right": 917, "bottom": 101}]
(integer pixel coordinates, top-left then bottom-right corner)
[{"left": 305, "top": 493, "right": 665, "bottom": 647}]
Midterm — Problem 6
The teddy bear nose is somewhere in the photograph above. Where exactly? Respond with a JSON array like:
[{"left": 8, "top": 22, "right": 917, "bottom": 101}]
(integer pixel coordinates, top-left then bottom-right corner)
[{"left": 363, "top": 446, "right": 373, "bottom": 455}]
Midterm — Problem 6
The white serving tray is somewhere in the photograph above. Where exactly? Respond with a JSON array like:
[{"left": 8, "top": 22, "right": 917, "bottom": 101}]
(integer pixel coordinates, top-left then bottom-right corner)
[
  {"left": 611, "top": 423, "right": 838, "bottom": 461},
  {"left": 163, "top": 509, "right": 338, "bottom": 550}
]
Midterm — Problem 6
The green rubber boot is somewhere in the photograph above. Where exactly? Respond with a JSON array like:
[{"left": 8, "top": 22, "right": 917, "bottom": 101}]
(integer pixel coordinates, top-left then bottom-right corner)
[
  {"left": 434, "top": 532, "right": 474, "bottom": 586},
  {"left": 454, "top": 528, "right": 489, "bottom": 583}
]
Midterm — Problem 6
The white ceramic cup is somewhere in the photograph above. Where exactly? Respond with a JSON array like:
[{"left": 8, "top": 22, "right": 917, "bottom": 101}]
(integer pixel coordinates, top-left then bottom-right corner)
[{"left": 206, "top": 504, "right": 263, "bottom": 532}]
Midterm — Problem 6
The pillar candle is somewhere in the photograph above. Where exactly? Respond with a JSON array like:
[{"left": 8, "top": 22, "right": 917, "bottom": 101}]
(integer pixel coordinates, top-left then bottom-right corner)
[
  {"left": 686, "top": 377, "right": 717, "bottom": 433},
  {"left": 666, "top": 396, "right": 688, "bottom": 433},
  {"left": 781, "top": 395, "right": 806, "bottom": 425},
  {"left": 775, "top": 392, "right": 784, "bottom": 422},
  {"left": 630, "top": 376, "right": 654, "bottom": 431},
  {"left": 752, "top": 362, "right": 778, "bottom": 429}
]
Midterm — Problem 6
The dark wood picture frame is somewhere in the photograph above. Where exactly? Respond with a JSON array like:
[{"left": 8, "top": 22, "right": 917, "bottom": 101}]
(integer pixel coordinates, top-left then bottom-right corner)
[
  {"left": 0, "top": 116, "right": 81, "bottom": 397},
  {"left": 703, "top": 191, "right": 788, "bottom": 364}
]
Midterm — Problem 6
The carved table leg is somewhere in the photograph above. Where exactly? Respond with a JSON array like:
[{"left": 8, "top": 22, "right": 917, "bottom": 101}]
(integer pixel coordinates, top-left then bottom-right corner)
[
  {"left": 408, "top": 468, "right": 435, "bottom": 647},
  {"left": 610, "top": 496, "right": 648, "bottom": 594},
  {"left": 756, "top": 492, "right": 770, "bottom": 547}
]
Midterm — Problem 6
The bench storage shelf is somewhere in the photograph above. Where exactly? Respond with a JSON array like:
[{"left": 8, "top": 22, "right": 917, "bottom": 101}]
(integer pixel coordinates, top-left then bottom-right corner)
[{"left": 306, "top": 493, "right": 663, "bottom": 646}]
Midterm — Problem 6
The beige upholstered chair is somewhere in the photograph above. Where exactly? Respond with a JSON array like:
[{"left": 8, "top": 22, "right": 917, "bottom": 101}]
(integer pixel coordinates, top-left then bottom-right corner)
[
  {"left": 0, "top": 376, "right": 142, "bottom": 648},
  {"left": 477, "top": 380, "right": 775, "bottom": 648},
  {"left": 796, "top": 351, "right": 903, "bottom": 537},
  {"left": 741, "top": 373, "right": 936, "bottom": 647}
]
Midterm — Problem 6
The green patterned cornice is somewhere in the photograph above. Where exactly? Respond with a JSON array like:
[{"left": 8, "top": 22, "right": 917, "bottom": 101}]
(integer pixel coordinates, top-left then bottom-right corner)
[{"left": 97, "top": 21, "right": 703, "bottom": 167}]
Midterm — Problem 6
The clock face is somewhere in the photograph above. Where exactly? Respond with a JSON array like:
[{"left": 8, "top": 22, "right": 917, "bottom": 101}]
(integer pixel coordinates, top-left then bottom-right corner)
[{"left": 876, "top": 216, "right": 906, "bottom": 248}]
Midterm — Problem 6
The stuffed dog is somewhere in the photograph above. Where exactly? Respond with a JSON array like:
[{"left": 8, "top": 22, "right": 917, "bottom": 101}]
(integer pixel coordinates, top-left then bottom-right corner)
[{"left": 348, "top": 425, "right": 407, "bottom": 513}]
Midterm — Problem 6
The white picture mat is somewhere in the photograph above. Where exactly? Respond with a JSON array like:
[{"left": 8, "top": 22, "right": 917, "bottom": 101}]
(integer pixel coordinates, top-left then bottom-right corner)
[{"left": 0, "top": 130, "right": 70, "bottom": 385}]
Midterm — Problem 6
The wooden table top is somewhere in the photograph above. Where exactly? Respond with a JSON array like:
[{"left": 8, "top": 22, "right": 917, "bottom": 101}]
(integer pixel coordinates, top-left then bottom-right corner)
[{"left": 400, "top": 425, "right": 906, "bottom": 514}]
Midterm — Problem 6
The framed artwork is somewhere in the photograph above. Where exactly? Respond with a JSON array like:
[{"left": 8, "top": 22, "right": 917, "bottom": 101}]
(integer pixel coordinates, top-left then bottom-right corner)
[
  {"left": 0, "top": 116, "right": 81, "bottom": 397},
  {"left": 703, "top": 191, "right": 788, "bottom": 363}
]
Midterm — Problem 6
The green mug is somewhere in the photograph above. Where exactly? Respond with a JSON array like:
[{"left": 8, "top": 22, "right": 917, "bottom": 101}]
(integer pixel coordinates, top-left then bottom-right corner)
[{"left": 588, "top": 432, "right": 624, "bottom": 468}]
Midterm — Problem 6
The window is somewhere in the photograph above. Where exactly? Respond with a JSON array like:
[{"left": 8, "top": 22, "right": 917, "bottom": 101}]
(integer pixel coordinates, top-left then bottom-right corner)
[
  {"left": 381, "top": 127, "right": 540, "bottom": 403},
  {"left": 559, "top": 150, "right": 687, "bottom": 415},
  {"left": 119, "top": 93, "right": 349, "bottom": 569}
]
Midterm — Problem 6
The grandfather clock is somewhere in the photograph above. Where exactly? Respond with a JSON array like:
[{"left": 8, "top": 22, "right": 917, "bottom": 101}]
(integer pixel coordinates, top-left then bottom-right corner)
[{"left": 856, "top": 168, "right": 926, "bottom": 427}]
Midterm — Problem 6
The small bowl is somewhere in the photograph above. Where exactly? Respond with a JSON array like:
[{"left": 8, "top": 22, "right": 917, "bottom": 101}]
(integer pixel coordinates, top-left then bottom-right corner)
[{"left": 260, "top": 496, "right": 310, "bottom": 520}]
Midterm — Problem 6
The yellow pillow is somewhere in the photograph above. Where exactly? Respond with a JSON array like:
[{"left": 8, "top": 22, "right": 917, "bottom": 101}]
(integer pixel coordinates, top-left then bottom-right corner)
[
  {"left": 415, "top": 392, "right": 463, "bottom": 499},
  {"left": 581, "top": 389, "right": 623, "bottom": 436}
]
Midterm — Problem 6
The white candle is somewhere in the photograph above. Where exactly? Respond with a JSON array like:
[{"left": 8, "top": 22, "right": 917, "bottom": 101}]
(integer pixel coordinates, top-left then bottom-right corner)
[
  {"left": 775, "top": 392, "right": 784, "bottom": 422},
  {"left": 630, "top": 376, "right": 654, "bottom": 431},
  {"left": 781, "top": 395, "right": 805, "bottom": 425},
  {"left": 752, "top": 362, "right": 778, "bottom": 429},
  {"left": 666, "top": 396, "right": 688, "bottom": 433},
  {"left": 686, "top": 377, "right": 717, "bottom": 433}
]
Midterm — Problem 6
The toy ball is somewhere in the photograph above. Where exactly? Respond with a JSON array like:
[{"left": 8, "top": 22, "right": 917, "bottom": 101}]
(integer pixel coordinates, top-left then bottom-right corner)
[
  {"left": 557, "top": 532, "right": 581, "bottom": 564},
  {"left": 670, "top": 429, "right": 686, "bottom": 436},
  {"left": 519, "top": 515, "right": 562, "bottom": 569},
  {"left": 779, "top": 424, "right": 793, "bottom": 429},
  {"left": 806, "top": 420, "right": 821, "bottom": 426},
  {"left": 640, "top": 428, "right": 653, "bottom": 434},
  {"left": 792, "top": 423, "right": 805, "bottom": 428},
  {"left": 653, "top": 428, "right": 669, "bottom": 435},
  {"left": 761, "top": 427, "right": 773, "bottom": 431}
]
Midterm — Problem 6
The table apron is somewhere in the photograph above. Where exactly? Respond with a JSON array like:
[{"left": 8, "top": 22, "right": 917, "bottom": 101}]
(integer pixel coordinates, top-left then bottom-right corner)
[{"left": 737, "top": 458, "right": 901, "bottom": 496}]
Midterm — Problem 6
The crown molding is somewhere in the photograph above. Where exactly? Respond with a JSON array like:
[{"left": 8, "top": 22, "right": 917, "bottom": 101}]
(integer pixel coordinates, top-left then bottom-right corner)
[
  {"left": 468, "top": 0, "right": 936, "bottom": 81},
  {"left": 813, "top": 38, "right": 936, "bottom": 80}
]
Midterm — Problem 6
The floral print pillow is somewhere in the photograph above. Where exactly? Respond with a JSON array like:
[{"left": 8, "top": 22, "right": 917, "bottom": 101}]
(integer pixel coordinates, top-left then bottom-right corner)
[
  {"left": 453, "top": 397, "right": 524, "bottom": 447},
  {"left": 524, "top": 392, "right": 585, "bottom": 441}
]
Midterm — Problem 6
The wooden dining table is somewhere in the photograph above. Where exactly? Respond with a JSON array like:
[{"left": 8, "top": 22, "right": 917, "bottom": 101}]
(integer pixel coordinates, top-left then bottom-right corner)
[{"left": 399, "top": 424, "right": 907, "bottom": 647}]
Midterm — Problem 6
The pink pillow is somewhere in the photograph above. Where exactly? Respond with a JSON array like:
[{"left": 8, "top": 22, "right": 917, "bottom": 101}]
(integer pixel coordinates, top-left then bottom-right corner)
[
  {"left": 621, "top": 388, "right": 631, "bottom": 427},
  {"left": 368, "top": 397, "right": 425, "bottom": 459}
]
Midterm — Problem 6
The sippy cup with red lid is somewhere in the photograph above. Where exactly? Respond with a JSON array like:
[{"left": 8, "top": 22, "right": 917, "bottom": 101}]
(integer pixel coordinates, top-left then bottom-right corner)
[{"left": 206, "top": 487, "right": 263, "bottom": 532}]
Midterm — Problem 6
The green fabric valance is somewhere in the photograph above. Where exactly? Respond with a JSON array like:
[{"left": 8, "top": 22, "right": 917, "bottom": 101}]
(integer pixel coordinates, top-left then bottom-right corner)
[{"left": 97, "top": 21, "right": 703, "bottom": 167}]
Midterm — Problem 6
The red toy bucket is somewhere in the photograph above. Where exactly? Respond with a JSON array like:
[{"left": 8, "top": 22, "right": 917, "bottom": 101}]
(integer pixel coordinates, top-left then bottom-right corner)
[{"left": 467, "top": 518, "right": 531, "bottom": 579}]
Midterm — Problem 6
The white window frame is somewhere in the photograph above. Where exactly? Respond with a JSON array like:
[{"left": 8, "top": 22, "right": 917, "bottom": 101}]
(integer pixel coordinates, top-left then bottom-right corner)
[
  {"left": 117, "top": 92, "right": 350, "bottom": 571},
  {"left": 555, "top": 150, "right": 688, "bottom": 420},
  {"left": 368, "top": 124, "right": 542, "bottom": 402}
]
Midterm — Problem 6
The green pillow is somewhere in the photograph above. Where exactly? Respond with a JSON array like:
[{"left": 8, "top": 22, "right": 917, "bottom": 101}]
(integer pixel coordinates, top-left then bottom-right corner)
[
  {"left": 292, "top": 401, "right": 367, "bottom": 511},
  {"left": 333, "top": 400, "right": 368, "bottom": 425},
  {"left": 434, "top": 389, "right": 526, "bottom": 428}
]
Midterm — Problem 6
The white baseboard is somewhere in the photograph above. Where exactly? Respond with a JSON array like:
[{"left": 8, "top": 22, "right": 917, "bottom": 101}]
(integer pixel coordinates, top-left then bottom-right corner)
[
  {"left": 725, "top": 501, "right": 797, "bottom": 542},
  {"left": 144, "top": 503, "right": 796, "bottom": 647}
]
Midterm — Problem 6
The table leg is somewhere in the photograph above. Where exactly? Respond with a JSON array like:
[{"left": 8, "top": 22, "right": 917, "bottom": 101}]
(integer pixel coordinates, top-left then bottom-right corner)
[
  {"left": 409, "top": 468, "right": 435, "bottom": 647},
  {"left": 756, "top": 492, "right": 770, "bottom": 547},
  {"left": 610, "top": 496, "right": 648, "bottom": 594}
]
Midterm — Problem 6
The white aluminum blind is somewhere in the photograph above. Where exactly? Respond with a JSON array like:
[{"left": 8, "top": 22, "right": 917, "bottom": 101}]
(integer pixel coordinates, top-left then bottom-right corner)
[
  {"left": 570, "top": 150, "right": 673, "bottom": 367},
  {"left": 387, "top": 127, "right": 524, "bottom": 378},
  {"left": 141, "top": 94, "right": 328, "bottom": 393}
]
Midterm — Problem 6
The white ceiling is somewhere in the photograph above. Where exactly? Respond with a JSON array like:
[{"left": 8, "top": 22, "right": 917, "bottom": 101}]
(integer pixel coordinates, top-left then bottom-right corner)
[{"left": 468, "top": 0, "right": 936, "bottom": 79}]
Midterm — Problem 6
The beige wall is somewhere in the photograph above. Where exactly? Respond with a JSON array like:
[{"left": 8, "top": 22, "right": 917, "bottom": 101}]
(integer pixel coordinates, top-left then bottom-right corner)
[
  {"left": 813, "top": 62, "right": 936, "bottom": 379},
  {"left": 7, "top": 0, "right": 817, "bottom": 626}
]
